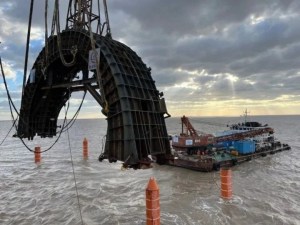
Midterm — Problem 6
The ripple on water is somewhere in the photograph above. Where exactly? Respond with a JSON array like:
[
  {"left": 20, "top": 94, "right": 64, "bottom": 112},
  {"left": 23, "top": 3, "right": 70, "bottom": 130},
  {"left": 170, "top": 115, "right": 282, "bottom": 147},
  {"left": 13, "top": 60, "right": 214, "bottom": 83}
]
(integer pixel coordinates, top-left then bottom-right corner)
[{"left": 0, "top": 118, "right": 300, "bottom": 225}]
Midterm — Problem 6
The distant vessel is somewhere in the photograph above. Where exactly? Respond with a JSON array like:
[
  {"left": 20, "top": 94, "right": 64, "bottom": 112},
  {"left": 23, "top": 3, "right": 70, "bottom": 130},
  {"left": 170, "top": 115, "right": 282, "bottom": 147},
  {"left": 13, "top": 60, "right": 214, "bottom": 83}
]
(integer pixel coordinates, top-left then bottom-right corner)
[
  {"left": 216, "top": 109, "right": 277, "bottom": 152},
  {"left": 229, "top": 109, "right": 269, "bottom": 131},
  {"left": 166, "top": 114, "right": 291, "bottom": 171}
]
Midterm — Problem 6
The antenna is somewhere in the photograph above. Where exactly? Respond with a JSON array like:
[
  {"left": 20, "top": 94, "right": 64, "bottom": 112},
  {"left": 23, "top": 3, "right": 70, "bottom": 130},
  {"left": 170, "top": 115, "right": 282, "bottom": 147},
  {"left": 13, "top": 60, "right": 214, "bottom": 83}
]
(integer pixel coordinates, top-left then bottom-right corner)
[{"left": 244, "top": 109, "right": 250, "bottom": 123}]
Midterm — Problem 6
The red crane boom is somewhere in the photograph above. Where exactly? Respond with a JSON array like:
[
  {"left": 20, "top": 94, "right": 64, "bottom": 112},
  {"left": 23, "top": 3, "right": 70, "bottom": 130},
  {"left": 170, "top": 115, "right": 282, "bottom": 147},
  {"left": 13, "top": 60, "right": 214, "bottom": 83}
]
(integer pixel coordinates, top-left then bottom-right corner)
[{"left": 181, "top": 116, "right": 198, "bottom": 136}]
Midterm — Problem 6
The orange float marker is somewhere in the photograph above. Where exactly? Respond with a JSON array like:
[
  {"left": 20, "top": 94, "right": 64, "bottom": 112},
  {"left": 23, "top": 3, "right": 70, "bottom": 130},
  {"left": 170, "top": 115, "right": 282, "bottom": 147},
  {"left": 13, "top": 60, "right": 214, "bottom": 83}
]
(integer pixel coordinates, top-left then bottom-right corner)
[
  {"left": 34, "top": 146, "right": 41, "bottom": 163},
  {"left": 83, "top": 138, "right": 88, "bottom": 159},
  {"left": 146, "top": 177, "right": 160, "bottom": 225},
  {"left": 220, "top": 167, "right": 232, "bottom": 199}
]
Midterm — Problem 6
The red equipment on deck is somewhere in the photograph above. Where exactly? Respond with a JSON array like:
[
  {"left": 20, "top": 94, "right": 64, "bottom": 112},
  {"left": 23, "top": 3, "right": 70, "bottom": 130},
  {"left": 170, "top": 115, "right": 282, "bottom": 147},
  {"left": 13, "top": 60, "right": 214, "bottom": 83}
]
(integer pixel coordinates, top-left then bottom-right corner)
[
  {"left": 172, "top": 116, "right": 214, "bottom": 151},
  {"left": 171, "top": 116, "right": 274, "bottom": 152}
]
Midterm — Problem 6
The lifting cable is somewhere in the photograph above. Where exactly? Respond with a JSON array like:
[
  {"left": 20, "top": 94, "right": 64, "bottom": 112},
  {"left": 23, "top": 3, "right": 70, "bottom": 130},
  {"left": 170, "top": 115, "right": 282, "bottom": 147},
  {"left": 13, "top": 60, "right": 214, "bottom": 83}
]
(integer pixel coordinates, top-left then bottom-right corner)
[
  {"left": 59, "top": 91, "right": 87, "bottom": 133},
  {"left": 0, "top": 119, "right": 17, "bottom": 146},
  {"left": 189, "top": 117, "right": 228, "bottom": 128},
  {"left": 44, "top": 0, "right": 84, "bottom": 134},
  {"left": 0, "top": 57, "right": 19, "bottom": 146},
  {"left": 65, "top": 106, "right": 84, "bottom": 225},
  {"left": 0, "top": 57, "right": 21, "bottom": 117},
  {"left": 22, "top": 0, "right": 35, "bottom": 96},
  {"left": 53, "top": 0, "right": 77, "bottom": 67},
  {"left": 44, "top": 0, "right": 49, "bottom": 68}
]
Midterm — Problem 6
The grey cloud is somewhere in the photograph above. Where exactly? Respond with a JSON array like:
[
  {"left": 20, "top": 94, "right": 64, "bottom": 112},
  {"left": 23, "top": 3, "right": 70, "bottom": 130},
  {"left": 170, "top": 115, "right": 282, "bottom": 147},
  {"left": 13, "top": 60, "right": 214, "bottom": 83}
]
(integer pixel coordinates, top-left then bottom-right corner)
[
  {"left": 152, "top": 68, "right": 190, "bottom": 87},
  {"left": 1, "top": 0, "right": 300, "bottom": 115}
]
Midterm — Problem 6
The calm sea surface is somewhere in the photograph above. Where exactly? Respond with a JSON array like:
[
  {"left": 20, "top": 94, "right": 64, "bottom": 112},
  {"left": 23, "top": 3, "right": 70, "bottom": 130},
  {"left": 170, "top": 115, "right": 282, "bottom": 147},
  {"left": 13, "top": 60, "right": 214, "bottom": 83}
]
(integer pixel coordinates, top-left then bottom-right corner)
[{"left": 0, "top": 115, "right": 299, "bottom": 225}]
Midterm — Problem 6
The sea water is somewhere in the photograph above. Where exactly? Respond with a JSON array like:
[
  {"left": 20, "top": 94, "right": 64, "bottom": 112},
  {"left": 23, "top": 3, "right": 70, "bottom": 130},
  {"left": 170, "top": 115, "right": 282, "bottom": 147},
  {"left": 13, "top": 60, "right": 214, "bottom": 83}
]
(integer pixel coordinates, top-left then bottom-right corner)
[{"left": 0, "top": 116, "right": 299, "bottom": 225}]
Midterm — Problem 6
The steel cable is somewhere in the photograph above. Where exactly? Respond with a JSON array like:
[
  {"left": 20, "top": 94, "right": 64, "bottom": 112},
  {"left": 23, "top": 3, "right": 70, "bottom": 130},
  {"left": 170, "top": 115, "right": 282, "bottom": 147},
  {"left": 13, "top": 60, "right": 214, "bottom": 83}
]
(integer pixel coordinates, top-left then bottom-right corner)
[
  {"left": 65, "top": 106, "right": 84, "bottom": 225},
  {"left": 22, "top": 0, "right": 35, "bottom": 96},
  {"left": 0, "top": 119, "right": 17, "bottom": 146}
]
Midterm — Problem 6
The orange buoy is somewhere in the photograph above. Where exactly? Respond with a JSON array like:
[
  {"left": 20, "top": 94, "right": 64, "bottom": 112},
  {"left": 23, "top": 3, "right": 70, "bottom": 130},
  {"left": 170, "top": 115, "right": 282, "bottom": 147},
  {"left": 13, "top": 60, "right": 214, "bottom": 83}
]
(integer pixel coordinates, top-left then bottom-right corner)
[
  {"left": 146, "top": 177, "right": 160, "bottom": 225},
  {"left": 220, "top": 167, "right": 232, "bottom": 199},
  {"left": 83, "top": 138, "right": 88, "bottom": 159},
  {"left": 34, "top": 146, "right": 41, "bottom": 163}
]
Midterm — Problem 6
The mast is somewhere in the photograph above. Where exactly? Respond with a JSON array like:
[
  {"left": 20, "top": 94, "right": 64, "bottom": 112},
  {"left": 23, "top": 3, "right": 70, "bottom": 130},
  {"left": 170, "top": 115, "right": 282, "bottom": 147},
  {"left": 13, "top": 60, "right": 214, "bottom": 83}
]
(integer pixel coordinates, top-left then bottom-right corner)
[
  {"left": 65, "top": 0, "right": 111, "bottom": 37},
  {"left": 66, "top": 0, "right": 101, "bottom": 32},
  {"left": 102, "top": 0, "right": 111, "bottom": 37},
  {"left": 244, "top": 109, "right": 250, "bottom": 124}
]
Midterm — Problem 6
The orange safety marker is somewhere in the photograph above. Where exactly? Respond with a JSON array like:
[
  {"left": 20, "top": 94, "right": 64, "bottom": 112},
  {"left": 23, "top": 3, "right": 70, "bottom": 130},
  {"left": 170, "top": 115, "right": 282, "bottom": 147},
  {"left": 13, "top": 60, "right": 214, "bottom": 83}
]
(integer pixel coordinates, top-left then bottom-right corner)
[
  {"left": 83, "top": 138, "right": 88, "bottom": 159},
  {"left": 220, "top": 167, "right": 232, "bottom": 199},
  {"left": 34, "top": 146, "right": 41, "bottom": 163},
  {"left": 146, "top": 177, "right": 160, "bottom": 225}
]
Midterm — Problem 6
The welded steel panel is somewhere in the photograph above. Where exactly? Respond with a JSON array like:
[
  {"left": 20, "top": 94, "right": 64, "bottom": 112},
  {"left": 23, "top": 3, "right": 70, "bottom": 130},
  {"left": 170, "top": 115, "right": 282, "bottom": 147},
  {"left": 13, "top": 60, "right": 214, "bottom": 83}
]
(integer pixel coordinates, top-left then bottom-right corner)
[{"left": 18, "top": 30, "right": 171, "bottom": 166}]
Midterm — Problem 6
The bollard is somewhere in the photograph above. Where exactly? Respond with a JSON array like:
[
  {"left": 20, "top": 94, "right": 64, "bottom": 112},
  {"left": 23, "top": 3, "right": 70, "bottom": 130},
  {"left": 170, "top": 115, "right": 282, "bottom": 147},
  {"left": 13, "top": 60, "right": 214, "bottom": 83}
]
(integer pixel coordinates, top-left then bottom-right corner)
[
  {"left": 146, "top": 177, "right": 160, "bottom": 225},
  {"left": 34, "top": 146, "right": 41, "bottom": 163},
  {"left": 83, "top": 138, "right": 88, "bottom": 159},
  {"left": 220, "top": 167, "right": 232, "bottom": 199}
]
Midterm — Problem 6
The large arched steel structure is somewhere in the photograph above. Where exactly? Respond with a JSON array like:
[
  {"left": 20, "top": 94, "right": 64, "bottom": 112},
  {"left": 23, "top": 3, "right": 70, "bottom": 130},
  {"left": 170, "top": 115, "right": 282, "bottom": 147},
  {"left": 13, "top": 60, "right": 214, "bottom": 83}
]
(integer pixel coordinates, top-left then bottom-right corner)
[{"left": 17, "top": 1, "right": 171, "bottom": 167}]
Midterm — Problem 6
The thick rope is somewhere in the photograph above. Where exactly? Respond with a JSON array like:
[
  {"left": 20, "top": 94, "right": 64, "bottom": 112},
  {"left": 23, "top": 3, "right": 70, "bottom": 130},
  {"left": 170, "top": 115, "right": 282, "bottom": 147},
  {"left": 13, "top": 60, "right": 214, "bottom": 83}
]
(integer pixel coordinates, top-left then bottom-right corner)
[{"left": 53, "top": 0, "right": 77, "bottom": 67}]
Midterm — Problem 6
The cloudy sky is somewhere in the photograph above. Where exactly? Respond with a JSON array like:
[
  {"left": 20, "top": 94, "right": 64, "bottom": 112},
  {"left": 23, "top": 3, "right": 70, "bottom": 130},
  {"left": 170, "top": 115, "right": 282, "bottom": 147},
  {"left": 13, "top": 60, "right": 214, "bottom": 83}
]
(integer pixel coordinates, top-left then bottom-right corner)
[{"left": 1, "top": 0, "right": 300, "bottom": 120}]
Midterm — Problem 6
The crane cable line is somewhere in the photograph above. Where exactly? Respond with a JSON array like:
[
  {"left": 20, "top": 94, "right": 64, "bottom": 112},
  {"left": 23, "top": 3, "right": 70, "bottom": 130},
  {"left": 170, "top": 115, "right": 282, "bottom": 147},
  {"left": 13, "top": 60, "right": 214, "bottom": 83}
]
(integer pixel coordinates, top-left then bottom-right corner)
[
  {"left": 189, "top": 117, "right": 229, "bottom": 128},
  {"left": 22, "top": 0, "right": 35, "bottom": 96},
  {"left": 44, "top": 0, "right": 49, "bottom": 69},
  {"left": 45, "top": 0, "right": 82, "bottom": 132},
  {"left": 0, "top": 119, "right": 18, "bottom": 146},
  {"left": 65, "top": 107, "right": 84, "bottom": 225},
  {"left": 88, "top": 0, "right": 109, "bottom": 114},
  {"left": 53, "top": 0, "right": 78, "bottom": 67},
  {"left": 60, "top": 91, "right": 87, "bottom": 133},
  {"left": 0, "top": 58, "right": 21, "bottom": 118}
]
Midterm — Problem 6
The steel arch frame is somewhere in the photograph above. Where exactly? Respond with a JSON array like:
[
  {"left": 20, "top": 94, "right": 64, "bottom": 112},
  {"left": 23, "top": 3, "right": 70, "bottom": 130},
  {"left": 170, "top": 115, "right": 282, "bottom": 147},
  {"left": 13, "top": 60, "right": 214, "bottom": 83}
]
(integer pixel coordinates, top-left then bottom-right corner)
[{"left": 18, "top": 30, "right": 171, "bottom": 167}]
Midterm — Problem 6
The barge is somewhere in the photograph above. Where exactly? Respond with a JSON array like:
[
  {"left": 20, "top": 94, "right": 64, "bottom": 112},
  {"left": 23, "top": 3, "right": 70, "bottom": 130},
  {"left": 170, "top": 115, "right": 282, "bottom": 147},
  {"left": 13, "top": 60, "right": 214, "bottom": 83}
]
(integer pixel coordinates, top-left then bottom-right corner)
[{"left": 166, "top": 115, "right": 291, "bottom": 171}]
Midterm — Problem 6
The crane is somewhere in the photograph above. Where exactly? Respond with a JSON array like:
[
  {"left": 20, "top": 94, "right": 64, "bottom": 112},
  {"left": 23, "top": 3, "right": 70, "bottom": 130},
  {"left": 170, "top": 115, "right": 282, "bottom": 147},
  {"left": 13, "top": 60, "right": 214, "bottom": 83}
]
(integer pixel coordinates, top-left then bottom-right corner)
[{"left": 181, "top": 115, "right": 198, "bottom": 136}]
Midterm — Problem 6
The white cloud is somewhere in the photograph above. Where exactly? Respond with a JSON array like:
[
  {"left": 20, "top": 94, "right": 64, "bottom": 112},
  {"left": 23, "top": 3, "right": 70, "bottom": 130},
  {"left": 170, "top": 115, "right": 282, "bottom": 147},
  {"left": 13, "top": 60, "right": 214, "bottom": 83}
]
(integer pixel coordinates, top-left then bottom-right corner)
[{"left": 0, "top": 61, "right": 17, "bottom": 81}]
